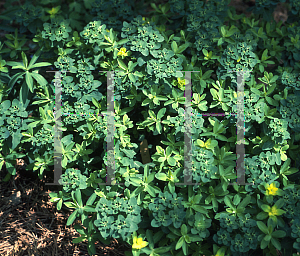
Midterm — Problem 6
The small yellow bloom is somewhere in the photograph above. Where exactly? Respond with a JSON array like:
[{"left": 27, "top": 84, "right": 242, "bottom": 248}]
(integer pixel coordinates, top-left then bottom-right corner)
[
  {"left": 132, "top": 237, "right": 148, "bottom": 250},
  {"left": 266, "top": 183, "right": 279, "bottom": 196},
  {"left": 117, "top": 47, "right": 128, "bottom": 57},
  {"left": 106, "top": 29, "right": 110, "bottom": 32},
  {"left": 268, "top": 205, "right": 279, "bottom": 217},
  {"left": 142, "top": 17, "right": 149, "bottom": 25},
  {"left": 237, "top": 57, "right": 241, "bottom": 62},
  {"left": 177, "top": 77, "right": 189, "bottom": 90},
  {"left": 47, "top": 6, "right": 61, "bottom": 18}
]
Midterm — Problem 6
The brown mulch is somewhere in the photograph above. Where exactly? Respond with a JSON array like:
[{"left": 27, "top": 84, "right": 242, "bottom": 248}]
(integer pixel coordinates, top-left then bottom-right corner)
[{"left": 0, "top": 166, "right": 132, "bottom": 256}]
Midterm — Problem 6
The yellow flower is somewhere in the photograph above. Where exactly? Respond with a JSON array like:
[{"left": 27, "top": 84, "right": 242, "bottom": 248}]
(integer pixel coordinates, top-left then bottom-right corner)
[
  {"left": 47, "top": 6, "right": 61, "bottom": 18},
  {"left": 132, "top": 237, "right": 148, "bottom": 250},
  {"left": 268, "top": 206, "right": 278, "bottom": 217},
  {"left": 177, "top": 77, "right": 189, "bottom": 90},
  {"left": 142, "top": 17, "right": 149, "bottom": 25},
  {"left": 266, "top": 182, "right": 279, "bottom": 196},
  {"left": 117, "top": 47, "right": 128, "bottom": 57}
]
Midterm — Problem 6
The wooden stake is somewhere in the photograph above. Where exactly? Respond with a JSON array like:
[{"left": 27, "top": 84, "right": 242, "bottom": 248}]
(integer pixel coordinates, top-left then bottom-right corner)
[{"left": 140, "top": 139, "right": 151, "bottom": 164}]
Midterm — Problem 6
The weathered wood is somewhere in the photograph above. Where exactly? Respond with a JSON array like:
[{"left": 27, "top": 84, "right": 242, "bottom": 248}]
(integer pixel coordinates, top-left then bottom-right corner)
[{"left": 139, "top": 139, "right": 151, "bottom": 164}]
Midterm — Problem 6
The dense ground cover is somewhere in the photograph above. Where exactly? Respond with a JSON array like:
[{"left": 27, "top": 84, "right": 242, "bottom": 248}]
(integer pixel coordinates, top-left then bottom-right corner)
[{"left": 0, "top": 0, "right": 300, "bottom": 255}]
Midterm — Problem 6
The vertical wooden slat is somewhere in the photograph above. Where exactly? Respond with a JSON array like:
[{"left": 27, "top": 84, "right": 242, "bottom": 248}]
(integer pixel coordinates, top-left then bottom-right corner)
[{"left": 139, "top": 139, "right": 151, "bottom": 164}]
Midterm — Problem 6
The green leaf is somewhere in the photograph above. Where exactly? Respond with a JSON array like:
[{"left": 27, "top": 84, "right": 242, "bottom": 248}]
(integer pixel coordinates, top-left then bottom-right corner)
[
  {"left": 7, "top": 72, "right": 24, "bottom": 94},
  {"left": 83, "top": 206, "right": 96, "bottom": 212},
  {"left": 117, "top": 59, "right": 127, "bottom": 70},
  {"left": 149, "top": 110, "right": 156, "bottom": 119},
  {"left": 157, "top": 108, "right": 166, "bottom": 119},
  {"left": 233, "top": 194, "right": 241, "bottom": 205},
  {"left": 167, "top": 157, "right": 176, "bottom": 166},
  {"left": 261, "top": 204, "right": 271, "bottom": 212},
  {"left": 257, "top": 212, "right": 268, "bottom": 220},
  {"left": 67, "top": 209, "right": 78, "bottom": 226},
  {"left": 156, "top": 122, "right": 162, "bottom": 134},
  {"left": 155, "top": 173, "right": 168, "bottom": 181},
  {"left": 257, "top": 221, "right": 269, "bottom": 234},
  {"left": 72, "top": 236, "right": 87, "bottom": 243},
  {"left": 28, "top": 47, "right": 43, "bottom": 69},
  {"left": 128, "top": 73, "right": 136, "bottom": 83},
  {"left": 272, "top": 230, "right": 286, "bottom": 238},
  {"left": 271, "top": 238, "right": 281, "bottom": 250},
  {"left": 177, "top": 43, "right": 189, "bottom": 54},
  {"left": 284, "top": 167, "right": 299, "bottom": 175},
  {"left": 31, "top": 72, "right": 48, "bottom": 86},
  {"left": 30, "top": 62, "right": 52, "bottom": 69},
  {"left": 92, "top": 97, "right": 101, "bottom": 108},
  {"left": 210, "top": 88, "right": 218, "bottom": 99},
  {"left": 117, "top": 38, "right": 129, "bottom": 45},
  {"left": 109, "top": 29, "right": 115, "bottom": 42},
  {"left": 264, "top": 234, "right": 272, "bottom": 241},
  {"left": 75, "top": 189, "right": 82, "bottom": 207},
  {"left": 20, "top": 81, "right": 29, "bottom": 106},
  {"left": 21, "top": 52, "right": 28, "bottom": 68},
  {"left": 57, "top": 199, "right": 62, "bottom": 211},
  {"left": 171, "top": 41, "right": 178, "bottom": 53},
  {"left": 261, "top": 238, "right": 269, "bottom": 249},
  {"left": 181, "top": 224, "right": 187, "bottom": 235},
  {"left": 221, "top": 26, "right": 226, "bottom": 37},
  {"left": 25, "top": 72, "right": 33, "bottom": 93},
  {"left": 175, "top": 236, "right": 184, "bottom": 250},
  {"left": 6, "top": 61, "right": 25, "bottom": 68}
]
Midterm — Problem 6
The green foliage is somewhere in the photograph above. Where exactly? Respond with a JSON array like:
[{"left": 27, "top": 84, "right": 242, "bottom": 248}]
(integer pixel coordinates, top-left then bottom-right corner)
[
  {"left": 1, "top": 0, "right": 300, "bottom": 255},
  {"left": 60, "top": 168, "right": 88, "bottom": 193}
]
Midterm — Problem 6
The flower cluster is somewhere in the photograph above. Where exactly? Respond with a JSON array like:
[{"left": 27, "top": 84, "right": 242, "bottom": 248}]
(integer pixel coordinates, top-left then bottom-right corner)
[
  {"left": 25, "top": 123, "right": 54, "bottom": 154},
  {"left": 94, "top": 196, "right": 142, "bottom": 241},
  {"left": 62, "top": 101, "right": 88, "bottom": 126},
  {"left": 191, "top": 146, "right": 217, "bottom": 184},
  {"left": 218, "top": 43, "right": 259, "bottom": 87},
  {"left": 187, "top": 212, "right": 212, "bottom": 240},
  {"left": 213, "top": 212, "right": 259, "bottom": 253},
  {"left": 266, "top": 117, "right": 291, "bottom": 144},
  {"left": 54, "top": 54, "right": 77, "bottom": 73},
  {"left": 80, "top": 20, "right": 107, "bottom": 44},
  {"left": 233, "top": 90, "right": 265, "bottom": 124},
  {"left": 146, "top": 57, "right": 183, "bottom": 83},
  {"left": 244, "top": 152, "right": 279, "bottom": 191},
  {"left": 60, "top": 168, "right": 88, "bottom": 193},
  {"left": 120, "top": 16, "right": 183, "bottom": 84},
  {"left": 282, "top": 186, "right": 300, "bottom": 220},
  {"left": 0, "top": 99, "right": 28, "bottom": 141},
  {"left": 185, "top": 0, "right": 228, "bottom": 53},
  {"left": 278, "top": 91, "right": 300, "bottom": 132},
  {"left": 148, "top": 191, "right": 186, "bottom": 229},
  {"left": 291, "top": 217, "right": 300, "bottom": 251},
  {"left": 42, "top": 18, "right": 72, "bottom": 44},
  {"left": 168, "top": 107, "right": 205, "bottom": 138},
  {"left": 281, "top": 70, "right": 300, "bottom": 91}
]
